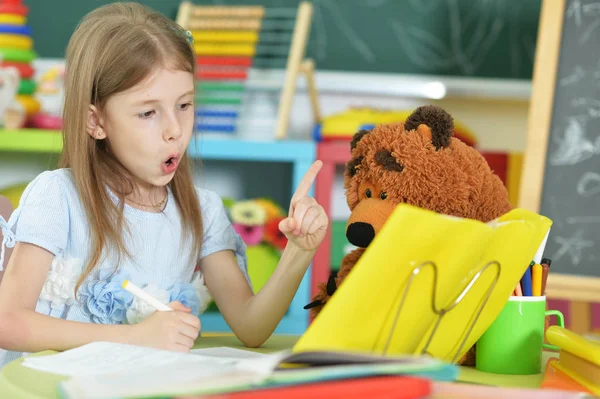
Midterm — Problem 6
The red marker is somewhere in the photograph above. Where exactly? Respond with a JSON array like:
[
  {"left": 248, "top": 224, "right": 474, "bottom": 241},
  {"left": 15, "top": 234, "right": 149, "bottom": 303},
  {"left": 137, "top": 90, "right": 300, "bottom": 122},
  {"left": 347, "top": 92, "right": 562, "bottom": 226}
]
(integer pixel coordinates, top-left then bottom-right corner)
[{"left": 541, "top": 257, "right": 551, "bottom": 296}]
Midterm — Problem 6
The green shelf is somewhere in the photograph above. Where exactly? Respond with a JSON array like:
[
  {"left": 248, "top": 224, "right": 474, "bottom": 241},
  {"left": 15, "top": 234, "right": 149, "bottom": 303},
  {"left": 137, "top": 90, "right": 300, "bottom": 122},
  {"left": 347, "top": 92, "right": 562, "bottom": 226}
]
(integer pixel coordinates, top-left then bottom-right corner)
[{"left": 0, "top": 129, "right": 62, "bottom": 153}]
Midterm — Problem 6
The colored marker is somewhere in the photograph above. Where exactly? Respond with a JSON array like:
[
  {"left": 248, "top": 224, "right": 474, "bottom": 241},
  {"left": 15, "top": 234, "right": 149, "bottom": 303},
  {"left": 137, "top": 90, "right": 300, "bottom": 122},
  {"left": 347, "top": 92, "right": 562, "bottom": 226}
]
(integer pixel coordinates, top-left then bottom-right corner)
[
  {"left": 534, "top": 263, "right": 543, "bottom": 295},
  {"left": 122, "top": 280, "right": 172, "bottom": 312},
  {"left": 521, "top": 261, "right": 533, "bottom": 296},
  {"left": 541, "top": 257, "right": 551, "bottom": 295},
  {"left": 514, "top": 281, "right": 523, "bottom": 296}
]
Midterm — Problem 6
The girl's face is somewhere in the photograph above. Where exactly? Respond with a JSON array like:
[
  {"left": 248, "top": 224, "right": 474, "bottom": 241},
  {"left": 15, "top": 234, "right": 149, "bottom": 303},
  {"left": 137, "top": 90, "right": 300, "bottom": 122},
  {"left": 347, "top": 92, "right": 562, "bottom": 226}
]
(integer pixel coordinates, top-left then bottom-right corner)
[{"left": 89, "top": 67, "right": 195, "bottom": 190}]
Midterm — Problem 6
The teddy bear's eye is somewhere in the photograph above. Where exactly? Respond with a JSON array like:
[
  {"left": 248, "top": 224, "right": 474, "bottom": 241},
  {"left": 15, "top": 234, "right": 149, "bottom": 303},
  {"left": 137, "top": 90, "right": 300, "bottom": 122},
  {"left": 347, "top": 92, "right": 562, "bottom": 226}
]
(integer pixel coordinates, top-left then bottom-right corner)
[
  {"left": 380, "top": 192, "right": 387, "bottom": 200},
  {"left": 365, "top": 188, "right": 372, "bottom": 198}
]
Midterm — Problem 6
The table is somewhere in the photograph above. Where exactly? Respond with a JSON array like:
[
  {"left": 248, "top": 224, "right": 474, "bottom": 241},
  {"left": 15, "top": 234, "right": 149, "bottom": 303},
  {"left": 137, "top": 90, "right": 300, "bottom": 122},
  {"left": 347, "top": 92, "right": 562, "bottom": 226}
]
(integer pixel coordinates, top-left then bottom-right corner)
[
  {"left": 0, "top": 333, "right": 299, "bottom": 399},
  {"left": 0, "top": 334, "right": 557, "bottom": 399}
]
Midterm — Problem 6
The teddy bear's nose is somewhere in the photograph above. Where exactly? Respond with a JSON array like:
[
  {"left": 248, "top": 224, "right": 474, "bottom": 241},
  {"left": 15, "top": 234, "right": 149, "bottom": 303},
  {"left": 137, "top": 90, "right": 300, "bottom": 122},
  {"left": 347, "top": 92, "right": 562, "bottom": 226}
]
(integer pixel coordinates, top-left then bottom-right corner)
[{"left": 346, "top": 222, "right": 375, "bottom": 248}]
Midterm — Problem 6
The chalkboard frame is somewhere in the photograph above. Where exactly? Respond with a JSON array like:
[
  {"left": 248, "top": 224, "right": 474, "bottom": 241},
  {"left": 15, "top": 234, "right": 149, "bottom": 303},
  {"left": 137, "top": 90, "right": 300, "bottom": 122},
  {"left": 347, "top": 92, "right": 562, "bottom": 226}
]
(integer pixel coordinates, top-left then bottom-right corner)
[{"left": 519, "top": 0, "right": 599, "bottom": 332}]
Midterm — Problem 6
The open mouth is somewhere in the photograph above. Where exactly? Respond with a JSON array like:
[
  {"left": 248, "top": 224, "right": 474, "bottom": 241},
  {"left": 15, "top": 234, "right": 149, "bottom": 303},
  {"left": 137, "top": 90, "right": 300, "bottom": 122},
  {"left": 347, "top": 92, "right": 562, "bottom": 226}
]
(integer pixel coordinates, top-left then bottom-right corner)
[{"left": 162, "top": 155, "right": 180, "bottom": 174}]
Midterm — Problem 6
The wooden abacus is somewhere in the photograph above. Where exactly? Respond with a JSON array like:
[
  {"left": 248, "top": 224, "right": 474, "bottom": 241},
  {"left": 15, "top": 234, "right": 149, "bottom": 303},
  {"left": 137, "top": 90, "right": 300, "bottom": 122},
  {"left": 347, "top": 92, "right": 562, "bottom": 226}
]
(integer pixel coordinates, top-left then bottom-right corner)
[{"left": 176, "top": 1, "right": 321, "bottom": 139}]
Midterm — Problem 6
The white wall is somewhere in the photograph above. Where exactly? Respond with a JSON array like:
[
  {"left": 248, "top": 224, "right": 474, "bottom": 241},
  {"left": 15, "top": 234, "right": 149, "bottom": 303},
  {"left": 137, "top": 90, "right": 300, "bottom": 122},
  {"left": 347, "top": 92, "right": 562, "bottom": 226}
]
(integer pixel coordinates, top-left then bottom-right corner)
[{"left": 0, "top": 59, "right": 531, "bottom": 220}]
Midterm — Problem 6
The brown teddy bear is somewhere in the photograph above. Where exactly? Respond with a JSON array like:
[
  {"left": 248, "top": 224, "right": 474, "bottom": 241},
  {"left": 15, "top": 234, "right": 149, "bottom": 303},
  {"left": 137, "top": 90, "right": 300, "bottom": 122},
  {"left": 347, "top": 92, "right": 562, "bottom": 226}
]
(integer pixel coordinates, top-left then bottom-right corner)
[{"left": 304, "top": 104, "right": 513, "bottom": 365}]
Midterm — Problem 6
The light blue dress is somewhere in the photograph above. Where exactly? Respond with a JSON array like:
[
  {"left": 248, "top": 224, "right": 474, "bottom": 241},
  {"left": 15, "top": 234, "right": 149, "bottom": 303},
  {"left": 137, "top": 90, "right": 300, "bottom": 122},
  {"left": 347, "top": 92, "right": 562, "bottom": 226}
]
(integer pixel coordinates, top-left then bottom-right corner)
[{"left": 0, "top": 168, "right": 250, "bottom": 367}]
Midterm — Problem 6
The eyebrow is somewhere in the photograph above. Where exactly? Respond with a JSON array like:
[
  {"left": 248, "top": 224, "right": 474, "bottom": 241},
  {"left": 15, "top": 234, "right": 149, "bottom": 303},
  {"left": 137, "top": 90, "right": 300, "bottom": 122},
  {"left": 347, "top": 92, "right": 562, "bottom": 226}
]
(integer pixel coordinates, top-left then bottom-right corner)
[
  {"left": 178, "top": 90, "right": 195, "bottom": 99},
  {"left": 132, "top": 90, "right": 195, "bottom": 107},
  {"left": 375, "top": 150, "right": 404, "bottom": 172}
]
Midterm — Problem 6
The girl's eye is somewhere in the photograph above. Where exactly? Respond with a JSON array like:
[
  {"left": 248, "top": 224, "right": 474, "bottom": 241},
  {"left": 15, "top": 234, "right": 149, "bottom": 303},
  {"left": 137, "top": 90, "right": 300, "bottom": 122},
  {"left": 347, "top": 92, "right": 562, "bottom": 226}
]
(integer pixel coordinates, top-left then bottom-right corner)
[
  {"left": 138, "top": 110, "right": 155, "bottom": 119},
  {"left": 365, "top": 188, "right": 372, "bottom": 198},
  {"left": 178, "top": 102, "right": 193, "bottom": 111}
]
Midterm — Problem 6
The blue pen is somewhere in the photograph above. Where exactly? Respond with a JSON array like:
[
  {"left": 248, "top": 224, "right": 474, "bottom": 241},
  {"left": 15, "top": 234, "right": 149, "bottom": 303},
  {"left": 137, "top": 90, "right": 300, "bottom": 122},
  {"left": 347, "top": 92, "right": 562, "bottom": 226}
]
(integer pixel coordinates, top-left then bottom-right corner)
[{"left": 521, "top": 261, "right": 533, "bottom": 296}]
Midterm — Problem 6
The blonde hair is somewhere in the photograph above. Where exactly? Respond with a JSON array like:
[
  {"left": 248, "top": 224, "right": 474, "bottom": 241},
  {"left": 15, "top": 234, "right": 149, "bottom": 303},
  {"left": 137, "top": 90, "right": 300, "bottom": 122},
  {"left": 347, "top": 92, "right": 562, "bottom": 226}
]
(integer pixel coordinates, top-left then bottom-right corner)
[{"left": 59, "top": 2, "right": 203, "bottom": 294}]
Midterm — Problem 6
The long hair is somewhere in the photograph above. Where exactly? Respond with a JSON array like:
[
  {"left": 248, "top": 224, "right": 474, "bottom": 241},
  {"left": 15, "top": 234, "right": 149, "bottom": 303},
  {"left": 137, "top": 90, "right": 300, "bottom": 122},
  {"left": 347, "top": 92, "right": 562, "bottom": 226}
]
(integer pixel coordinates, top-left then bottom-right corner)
[{"left": 59, "top": 2, "right": 203, "bottom": 294}]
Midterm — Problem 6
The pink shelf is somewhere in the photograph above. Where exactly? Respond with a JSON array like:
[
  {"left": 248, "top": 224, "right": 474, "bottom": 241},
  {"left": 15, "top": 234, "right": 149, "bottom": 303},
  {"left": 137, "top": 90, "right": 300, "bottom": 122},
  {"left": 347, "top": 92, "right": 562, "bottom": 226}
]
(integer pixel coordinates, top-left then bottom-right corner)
[{"left": 313, "top": 141, "right": 352, "bottom": 300}]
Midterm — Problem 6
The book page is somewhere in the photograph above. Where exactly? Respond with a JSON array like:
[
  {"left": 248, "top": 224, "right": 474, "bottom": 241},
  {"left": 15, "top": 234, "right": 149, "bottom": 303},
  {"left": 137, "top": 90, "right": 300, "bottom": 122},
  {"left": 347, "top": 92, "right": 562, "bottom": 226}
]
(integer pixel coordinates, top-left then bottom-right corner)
[
  {"left": 191, "top": 347, "right": 269, "bottom": 361},
  {"left": 25, "top": 342, "right": 290, "bottom": 399},
  {"left": 59, "top": 360, "right": 265, "bottom": 399},
  {"left": 22, "top": 342, "right": 282, "bottom": 377}
]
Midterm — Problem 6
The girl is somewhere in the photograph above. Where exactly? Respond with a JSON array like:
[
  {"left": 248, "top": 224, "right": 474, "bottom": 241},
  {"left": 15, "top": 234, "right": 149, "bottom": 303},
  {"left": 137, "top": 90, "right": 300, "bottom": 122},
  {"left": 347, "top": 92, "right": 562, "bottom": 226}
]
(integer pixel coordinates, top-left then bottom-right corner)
[{"left": 0, "top": 2, "right": 327, "bottom": 367}]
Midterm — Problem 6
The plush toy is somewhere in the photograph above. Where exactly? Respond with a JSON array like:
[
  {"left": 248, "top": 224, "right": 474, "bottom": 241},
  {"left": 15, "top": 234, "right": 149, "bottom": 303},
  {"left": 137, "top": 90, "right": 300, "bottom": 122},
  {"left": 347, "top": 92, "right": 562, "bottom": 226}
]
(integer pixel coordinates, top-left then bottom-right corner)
[
  {"left": 230, "top": 200, "right": 268, "bottom": 245},
  {"left": 0, "top": 64, "right": 24, "bottom": 129},
  {"left": 305, "top": 105, "right": 513, "bottom": 366}
]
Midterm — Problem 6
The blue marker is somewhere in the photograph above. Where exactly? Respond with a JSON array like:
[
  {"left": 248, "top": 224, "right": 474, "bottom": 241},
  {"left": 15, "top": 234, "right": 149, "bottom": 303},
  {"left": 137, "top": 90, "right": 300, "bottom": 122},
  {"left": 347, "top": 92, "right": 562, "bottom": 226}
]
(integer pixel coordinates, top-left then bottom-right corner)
[{"left": 521, "top": 261, "right": 534, "bottom": 296}]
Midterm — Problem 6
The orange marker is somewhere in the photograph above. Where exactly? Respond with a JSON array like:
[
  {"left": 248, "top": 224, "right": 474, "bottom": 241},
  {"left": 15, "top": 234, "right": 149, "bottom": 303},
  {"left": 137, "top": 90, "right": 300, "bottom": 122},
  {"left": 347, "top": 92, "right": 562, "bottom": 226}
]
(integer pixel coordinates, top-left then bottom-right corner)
[
  {"left": 532, "top": 263, "right": 542, "bottom": 296},
  {"left": 514, "top": 282, "right": 523, "bottom": 296}
]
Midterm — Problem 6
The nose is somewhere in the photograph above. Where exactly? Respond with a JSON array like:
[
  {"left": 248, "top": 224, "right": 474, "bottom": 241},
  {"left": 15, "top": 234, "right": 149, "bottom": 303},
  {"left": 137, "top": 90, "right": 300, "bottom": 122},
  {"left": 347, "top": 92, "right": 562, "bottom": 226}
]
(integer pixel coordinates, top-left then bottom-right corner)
[
  {"left": 163, "top": 113, "right": 183, "bottom": 142},
  {"left": 346, "top": 222, "right": 375, "bottom": 248}
]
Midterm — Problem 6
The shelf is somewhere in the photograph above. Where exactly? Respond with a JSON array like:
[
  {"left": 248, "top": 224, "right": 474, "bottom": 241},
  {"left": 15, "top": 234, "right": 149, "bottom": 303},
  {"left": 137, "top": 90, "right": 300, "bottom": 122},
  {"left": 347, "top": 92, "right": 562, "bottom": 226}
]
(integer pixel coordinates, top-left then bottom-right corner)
[
  {"left": 246, "top": 68, "right": 532, "bottom": 101},
  {"left": 0, "top": 129, "right": 317, "bottom": 162},
  {"left": 188, "top": 136, "right": 315, "bottom": 162},
  {"left": 0, "top": 129, "right": 62, "bottom": 153},
  {"left": 201, "top": 312, "right": 307, "bottom": 335}
]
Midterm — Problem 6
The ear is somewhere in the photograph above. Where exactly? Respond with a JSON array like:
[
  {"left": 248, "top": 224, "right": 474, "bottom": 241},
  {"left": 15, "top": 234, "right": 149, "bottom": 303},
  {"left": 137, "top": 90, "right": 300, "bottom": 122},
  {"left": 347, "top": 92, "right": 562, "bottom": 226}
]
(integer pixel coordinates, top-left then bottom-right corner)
[
  {"left": 345, "top": 156, "right": 364, "bottom": 178},
  {"left": 416, "top": 124, "right": 432, "bottom": 143},
  {"left": 404, "top": 105, "right": 454, "bottom": 150},
  {"left": 86, "top": 105, "right": 105, "bottom": 140},
  {"left": 350, "top": 128, "right": 371, "bottom": 151}
]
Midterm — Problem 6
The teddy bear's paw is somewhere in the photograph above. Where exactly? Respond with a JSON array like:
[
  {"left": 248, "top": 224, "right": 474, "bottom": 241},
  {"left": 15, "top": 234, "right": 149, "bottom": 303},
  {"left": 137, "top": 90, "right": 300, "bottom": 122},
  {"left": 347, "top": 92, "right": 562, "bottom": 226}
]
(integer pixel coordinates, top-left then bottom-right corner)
[
  {"left": 303, "top": 272, "right": 338, "bottom": 313},
  {"left": 457, "top": 345, "right": 476, "bottom": 367},
  {"left": 304, "top": 287, "right": 328, "bottom": 318},
  {"left": 325, "top": 272, "right": 338, "bottom": 296}
]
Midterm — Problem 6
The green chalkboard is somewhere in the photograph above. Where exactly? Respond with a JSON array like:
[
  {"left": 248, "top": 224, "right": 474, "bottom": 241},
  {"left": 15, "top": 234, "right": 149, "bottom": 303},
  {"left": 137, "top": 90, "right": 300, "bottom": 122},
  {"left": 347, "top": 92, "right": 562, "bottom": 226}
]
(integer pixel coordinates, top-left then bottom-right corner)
[{"left": 26, "top": 0, "right": 541, "bottom": 78}]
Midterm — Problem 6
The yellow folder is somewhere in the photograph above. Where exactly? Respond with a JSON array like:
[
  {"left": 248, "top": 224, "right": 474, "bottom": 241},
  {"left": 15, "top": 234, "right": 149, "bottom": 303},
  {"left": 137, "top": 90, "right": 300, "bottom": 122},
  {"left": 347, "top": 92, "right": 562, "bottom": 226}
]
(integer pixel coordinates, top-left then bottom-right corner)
[{"left": 294, "top": 204, "right": 552, "bottom": 364}]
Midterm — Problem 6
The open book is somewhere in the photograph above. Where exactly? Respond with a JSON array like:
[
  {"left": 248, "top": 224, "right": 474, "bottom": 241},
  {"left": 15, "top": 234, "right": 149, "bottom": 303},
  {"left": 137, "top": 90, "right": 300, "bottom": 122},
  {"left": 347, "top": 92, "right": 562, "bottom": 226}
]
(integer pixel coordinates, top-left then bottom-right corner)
[{"left": 21, "top": 341, "right": 458, "bottom": 399}]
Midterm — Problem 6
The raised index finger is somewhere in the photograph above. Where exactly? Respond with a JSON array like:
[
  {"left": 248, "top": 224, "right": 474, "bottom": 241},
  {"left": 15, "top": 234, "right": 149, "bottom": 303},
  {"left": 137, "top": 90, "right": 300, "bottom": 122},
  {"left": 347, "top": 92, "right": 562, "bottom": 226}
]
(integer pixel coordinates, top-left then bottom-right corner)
[{"left": 291, "top": 160, "right": 323, "bottom": 202}]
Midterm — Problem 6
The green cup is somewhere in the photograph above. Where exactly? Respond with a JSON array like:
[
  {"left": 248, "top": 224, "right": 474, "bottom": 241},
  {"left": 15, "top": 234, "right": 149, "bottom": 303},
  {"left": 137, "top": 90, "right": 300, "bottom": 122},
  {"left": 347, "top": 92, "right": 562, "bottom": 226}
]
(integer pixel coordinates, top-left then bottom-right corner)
[{"left": 475, "top": 296, "right": 564, "bottom": 375}]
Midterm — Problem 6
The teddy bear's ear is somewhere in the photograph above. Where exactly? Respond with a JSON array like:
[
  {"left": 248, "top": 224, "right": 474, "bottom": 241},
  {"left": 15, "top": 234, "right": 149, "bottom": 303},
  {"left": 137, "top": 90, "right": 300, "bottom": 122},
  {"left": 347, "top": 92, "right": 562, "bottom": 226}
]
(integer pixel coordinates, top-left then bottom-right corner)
[
  {"left": 404, "top": 105, "right": 454, "bottom": 150},
  {"left": 350, "top": 129, "right": 371, "bottom": 151},
  {"left": 345, "top": 155, "right": 364, "bottom": 177}
]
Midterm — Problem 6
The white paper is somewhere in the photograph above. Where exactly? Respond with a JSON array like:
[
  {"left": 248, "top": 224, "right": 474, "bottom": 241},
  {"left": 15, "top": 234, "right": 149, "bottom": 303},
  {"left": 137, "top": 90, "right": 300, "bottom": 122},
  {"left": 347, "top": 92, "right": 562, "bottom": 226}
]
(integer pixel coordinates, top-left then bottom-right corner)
[
  {"left": 191, "top": 346, "right": 268, "bottom": 360},
  {"left": 25, "top": 342, "right": 288, "bottom": 399},
  {"left": 24, "top": 342, "right": 194, "bottom": 376},
  {"left": 191, "top": 346, "right": 288, "bottom": 371},
  {"left": 23, "top": 341, "right": 284, "bottom": 377},
  {"left": 533, "top": 228, "right": 550, "bottom": 264},
  {"left": 59, "top": 360, "right": 265, "bottom": 399}
]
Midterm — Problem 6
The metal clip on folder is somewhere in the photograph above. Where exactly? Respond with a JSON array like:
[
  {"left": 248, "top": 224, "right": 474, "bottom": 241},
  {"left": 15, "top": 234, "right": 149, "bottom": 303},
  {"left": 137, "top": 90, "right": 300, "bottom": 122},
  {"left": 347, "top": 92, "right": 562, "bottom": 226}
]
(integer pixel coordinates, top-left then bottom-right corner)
[{"left": 380, "top": 260, "right": 502, "bottom": 363}]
